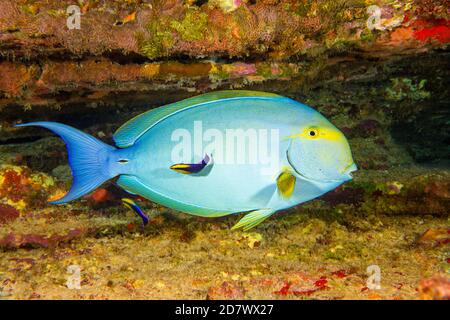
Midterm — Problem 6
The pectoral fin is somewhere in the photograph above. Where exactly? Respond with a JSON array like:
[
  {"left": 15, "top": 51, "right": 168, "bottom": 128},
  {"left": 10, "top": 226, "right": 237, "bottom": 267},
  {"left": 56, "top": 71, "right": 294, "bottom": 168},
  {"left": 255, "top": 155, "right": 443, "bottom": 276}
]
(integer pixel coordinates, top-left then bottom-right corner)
[
  {"left": 231, "top": 209, "right": 275, "bottom": 231},
  {"left": 277, "top": 169, "right": 296, "bottom": 199},
  {"left": 170, "top": 154, "right": 211, "bottom": 174},
  {"left": 122, "top": 198, "right": 149, "bottom": 226}
]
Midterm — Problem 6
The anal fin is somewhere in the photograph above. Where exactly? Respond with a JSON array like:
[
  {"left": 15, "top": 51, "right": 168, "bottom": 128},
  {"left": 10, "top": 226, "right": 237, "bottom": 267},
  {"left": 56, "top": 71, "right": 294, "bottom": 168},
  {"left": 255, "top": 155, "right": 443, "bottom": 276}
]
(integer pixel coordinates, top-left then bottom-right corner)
[{"left": 231, "top": 209, "right": 275, "bottom": 231}]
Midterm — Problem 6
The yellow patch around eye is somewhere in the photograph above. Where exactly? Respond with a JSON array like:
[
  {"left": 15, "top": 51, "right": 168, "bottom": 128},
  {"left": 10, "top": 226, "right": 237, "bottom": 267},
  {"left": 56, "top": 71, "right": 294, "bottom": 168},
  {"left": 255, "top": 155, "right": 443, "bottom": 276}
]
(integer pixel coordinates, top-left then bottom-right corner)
[
  {"left": 285, "top": 126, "right": 344, "bottom": 142},
  {"left": 319, "top": 128, "right": 344, "bottom": 142},
  {"left": 306, "top": 128, "right": 319, "bottom": 139}
]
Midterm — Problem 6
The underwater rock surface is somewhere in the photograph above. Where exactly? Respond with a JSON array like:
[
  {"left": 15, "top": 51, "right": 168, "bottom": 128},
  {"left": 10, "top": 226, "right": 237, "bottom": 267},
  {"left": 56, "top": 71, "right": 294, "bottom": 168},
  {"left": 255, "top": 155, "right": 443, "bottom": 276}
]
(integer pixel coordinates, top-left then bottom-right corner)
[{"left": 0, "top": 0, "right": 449, "bottom": 299}]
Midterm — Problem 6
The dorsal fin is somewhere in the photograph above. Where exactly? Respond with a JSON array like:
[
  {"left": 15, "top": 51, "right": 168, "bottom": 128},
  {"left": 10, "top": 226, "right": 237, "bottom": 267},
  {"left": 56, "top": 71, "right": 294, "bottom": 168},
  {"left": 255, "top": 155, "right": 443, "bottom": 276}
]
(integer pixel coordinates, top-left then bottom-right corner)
[{"left": 113, "top": 90, "right": 280, "bottom": 148}]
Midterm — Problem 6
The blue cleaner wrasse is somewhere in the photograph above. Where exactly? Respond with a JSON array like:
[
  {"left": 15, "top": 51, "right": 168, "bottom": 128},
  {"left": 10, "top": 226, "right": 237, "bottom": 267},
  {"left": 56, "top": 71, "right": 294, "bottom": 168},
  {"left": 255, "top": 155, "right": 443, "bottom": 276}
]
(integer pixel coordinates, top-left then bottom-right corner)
[
  {"left": 121, "top": 198, "right": 149, "bottom": 226},
  {"left": 16, "top": 90, "right": 357, "bottom": 230}
]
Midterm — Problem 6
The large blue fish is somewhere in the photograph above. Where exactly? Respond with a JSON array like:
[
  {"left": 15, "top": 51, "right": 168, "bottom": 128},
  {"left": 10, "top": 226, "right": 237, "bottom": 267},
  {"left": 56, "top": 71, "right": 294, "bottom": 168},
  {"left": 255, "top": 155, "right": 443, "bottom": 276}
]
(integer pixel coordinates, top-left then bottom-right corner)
[{"left": 17, "top": 90, "right": 357, "bottom": 230}]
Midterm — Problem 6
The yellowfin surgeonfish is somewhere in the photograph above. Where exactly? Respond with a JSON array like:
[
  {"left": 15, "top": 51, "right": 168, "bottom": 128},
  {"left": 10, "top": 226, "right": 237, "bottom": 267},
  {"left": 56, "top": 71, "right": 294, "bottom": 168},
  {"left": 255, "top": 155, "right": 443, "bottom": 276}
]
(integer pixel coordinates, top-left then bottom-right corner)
[{"left": 16, "top": 90, "right": 357, "bottom": 230}]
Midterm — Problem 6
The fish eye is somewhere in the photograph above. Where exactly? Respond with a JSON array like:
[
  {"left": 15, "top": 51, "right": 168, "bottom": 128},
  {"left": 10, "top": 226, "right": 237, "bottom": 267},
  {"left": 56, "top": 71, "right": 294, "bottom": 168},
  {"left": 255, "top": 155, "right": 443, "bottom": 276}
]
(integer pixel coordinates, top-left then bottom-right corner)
[{"left": 308, "top": 128, "right": 319, "bottom": 138}]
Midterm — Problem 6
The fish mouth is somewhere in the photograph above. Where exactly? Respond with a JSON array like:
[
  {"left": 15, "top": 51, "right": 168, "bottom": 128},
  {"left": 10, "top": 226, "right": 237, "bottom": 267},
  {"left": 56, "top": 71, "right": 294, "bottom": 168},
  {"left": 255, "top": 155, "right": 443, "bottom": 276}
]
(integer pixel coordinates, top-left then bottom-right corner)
[
  {"left": 286, "top": 150, "right": 352, "bottom": 183},
  {"left": 341, "top": 162, "right": 358, "bottom": 179}
]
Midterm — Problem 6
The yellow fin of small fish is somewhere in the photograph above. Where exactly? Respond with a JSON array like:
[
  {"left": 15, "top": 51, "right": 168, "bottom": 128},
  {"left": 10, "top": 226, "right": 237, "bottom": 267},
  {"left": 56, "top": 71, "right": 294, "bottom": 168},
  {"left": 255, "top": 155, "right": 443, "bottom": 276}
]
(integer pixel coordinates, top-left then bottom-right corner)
[
  {"left": 277, "top": 169, "right": 296, "bottom": 199},
  {"left": 231, "top": 209, "right": 275, "bottom": 231},
  {"left": 170, "top": 163, "right": 193, "bottom": 174}
]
